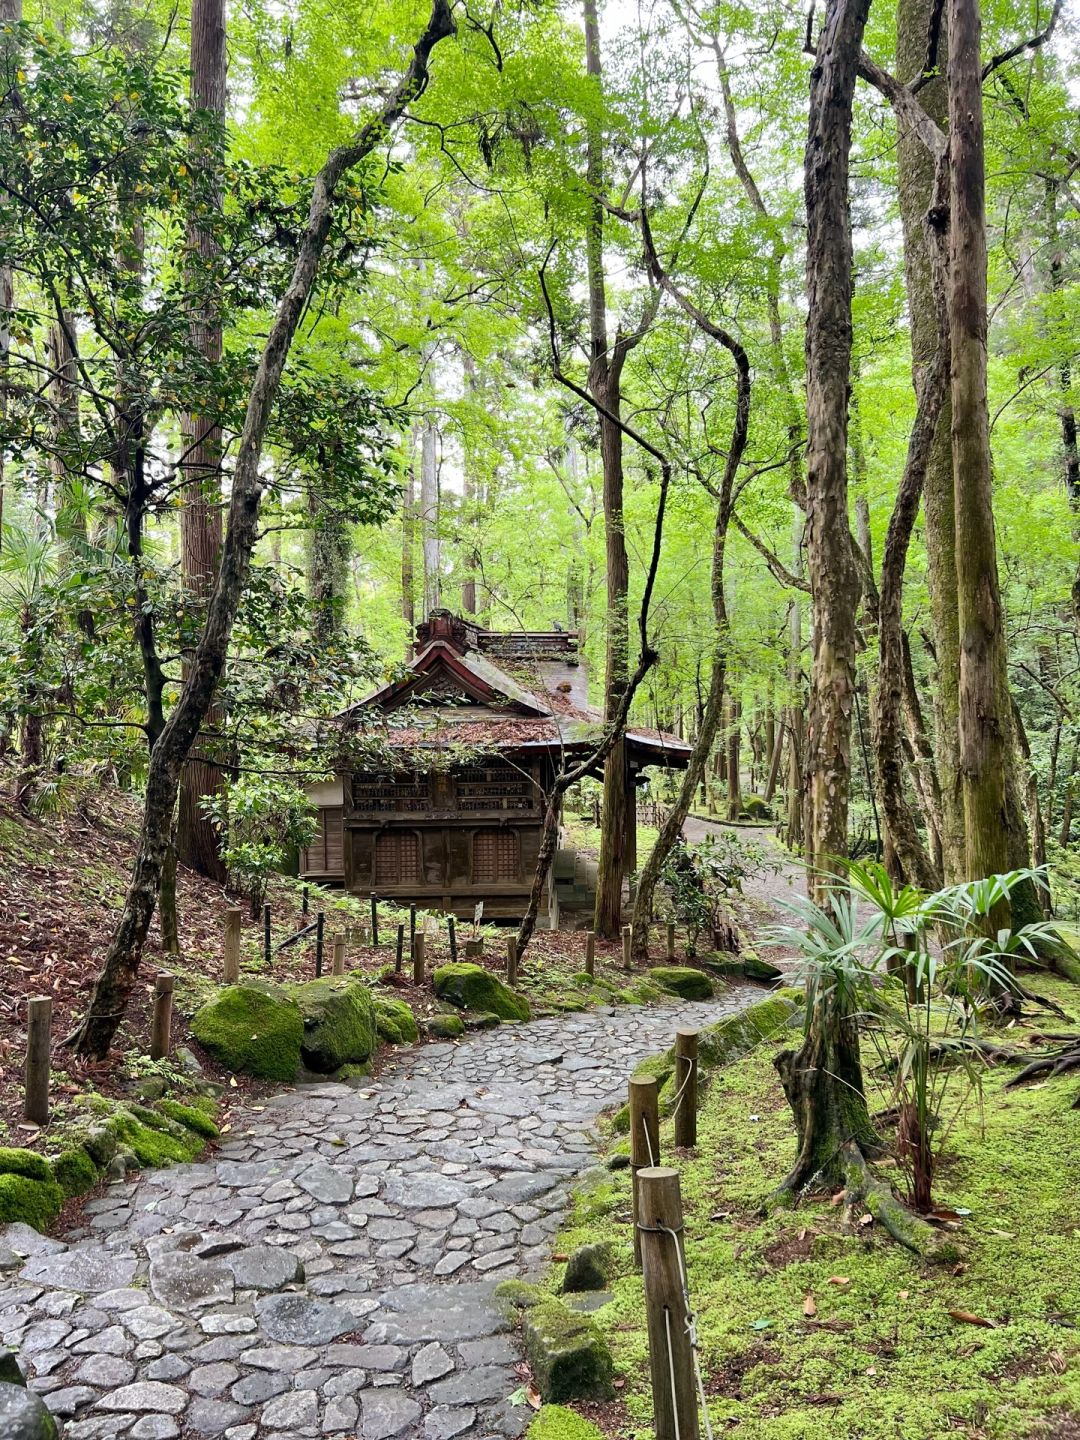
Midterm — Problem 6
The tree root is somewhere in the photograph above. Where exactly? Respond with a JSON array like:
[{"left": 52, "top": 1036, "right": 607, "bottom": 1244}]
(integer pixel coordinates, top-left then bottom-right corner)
[
  {"left": 840, "top": 1142, "right": 958, "bottom": 1262},
  {"left": 1005, "top": 1046, "right": 1080, "bottom": 1088}
]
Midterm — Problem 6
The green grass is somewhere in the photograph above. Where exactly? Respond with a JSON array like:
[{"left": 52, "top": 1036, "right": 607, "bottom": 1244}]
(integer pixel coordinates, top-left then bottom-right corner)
[{"left": 548, "top": 983, "right": 1080, "bottom": 1440}]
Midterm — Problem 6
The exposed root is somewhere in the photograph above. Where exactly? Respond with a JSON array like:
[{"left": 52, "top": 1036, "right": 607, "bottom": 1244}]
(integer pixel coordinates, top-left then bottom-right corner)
[
  {"left": 1005, "top": 1046, "right": 1080, "bottom": 1088},
  {"left": 840, "top": 1141, "right": 956, "bottom": 1262}
]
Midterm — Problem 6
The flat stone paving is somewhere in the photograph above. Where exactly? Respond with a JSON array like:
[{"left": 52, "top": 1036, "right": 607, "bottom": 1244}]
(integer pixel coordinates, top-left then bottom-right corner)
[{"left": 1, "top": 990, "right": 755, "bottom": 1440}]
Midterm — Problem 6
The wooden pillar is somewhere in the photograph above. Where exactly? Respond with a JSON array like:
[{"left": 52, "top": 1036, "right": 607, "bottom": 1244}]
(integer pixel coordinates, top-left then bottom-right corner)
[
  {"left": 638, "top": 1167, "right": 699, "bottom": 1440},
  {"left": 622, "top": 924, "right": 633, "bottom": 971},
  {"left": 263, "top": 902, "right": 272, "bottom": 967},
  {"left": 315, "top": 911, "right": 325, "bottom": 977},
  {"left": 665, "top": 922, "right": 676, "bottom": 962},
  {"left": 506, "top": 935, "right": 518, "bottom": 987},
  {"left": 629, "top": 1075, "right": 660, "bottom": 1267},
  {"left": 413, "top": 932, "right": 426, "bottom": 986},
  {"left": 395, "top": 923, "right": 405, "bottom": 973},
  {"left": 584, "top": 931, "right": 596, "bottom": 977},
  {"left": 625, "top": 758, "right": 638, "bottom": 875},
  {"left": 332, "top": 933, "right": 345, "bottom": 976},
  {"left": 151, "top": 973, "right": 174, "bottom": 1061},
  {"left": 24, "top": 996, "right": 51, "bottom": 1126},
  {"left": 223, "top": 907, "right": 241, "bottom": 984},
  {"left": 674, "top": 1029, "right": 699, "bottom": 1148}
]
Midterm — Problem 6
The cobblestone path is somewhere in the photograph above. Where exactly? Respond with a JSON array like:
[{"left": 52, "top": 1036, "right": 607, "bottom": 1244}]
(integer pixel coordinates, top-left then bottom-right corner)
[{"left": 1, "top": 990, "right": 756, "bottom": 1440}]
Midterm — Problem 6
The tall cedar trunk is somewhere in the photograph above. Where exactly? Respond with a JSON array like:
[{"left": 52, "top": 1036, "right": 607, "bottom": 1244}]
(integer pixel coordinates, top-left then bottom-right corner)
[
  {"left": 726, "top": 692, "right": 742, "bottom": 820},
  {"left": 461, "top": 351, "right": 479, "bottom": 617},
  {"left": 948, "top": 0, "right": 1014, "bottom": 921},
  {"left": 69, "top": 0, "right": 456, "bottom": 1058},
  {"left": 49, "top": 313, "right": 87, "bottom": 552},
  {"left": 786, "top": 514, "right": 806, "bottom": 849},
  {"left": 777, "top": 0, "right": 877, "bottom": 1196},
  {"left": 307, "top": 482, "right": 349, "bottom": 646},
  {"left": 584, "top": 0, "right": 631, "bottom": 939},
  {"left": 420, "top": 418, "right": 440, "bottom": 617},
  {"left": 177, "top": 0, "right": 227, "bottom": 883},
  {"left": 896, "top": 0, "right": 965, "bottom": 881},
  {"left": 1046, "top": 179, "right": 1080, "bottom": 630},
  {"left": 803, "top": 0, "right": 869, "bottom": 888},
  {"left": 900, "top": 631, "right": 945, "bottom": 875},
  {"left": 402, "top": 427, "right": 417, "bottom": 654},
  {"left": 0, "top": 0, "right": 20, "bottom": 545}
]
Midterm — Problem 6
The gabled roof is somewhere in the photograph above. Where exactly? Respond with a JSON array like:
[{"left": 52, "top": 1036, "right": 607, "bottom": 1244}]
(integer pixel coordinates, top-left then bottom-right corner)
[{"left": 357, "top": 639, "right": 550, "bottom": 718}]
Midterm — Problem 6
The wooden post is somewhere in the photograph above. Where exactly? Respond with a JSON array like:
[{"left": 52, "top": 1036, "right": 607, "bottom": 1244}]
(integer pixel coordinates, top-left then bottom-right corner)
[
  {"left": 638, "top": 1167, "right": 699, "bottom": 1440},
  {"left": 465, "top": 938, "right": 483, "bottom": 959},
  {"left": 370, "top": 895, "right": 379, "bottom": 946},
  {"left": 666, "top": 922, "right": 676, "bottom": 962},
  {"left": 332, "top": 933, "right": 346, "bottom": 976},
  {"left": 584, "top": 931, "right": 596, "bottom": 978},
  {"left": 629, "top": 1075, "right": 660, "bottom": 1268},
  {"left": 622, "top": 924, "right": 633, "bottom": 972},
  {"left": 674, "top": 1029, "right": 699, "bottom": 1148},
  {"left": 409, "top": 903, "right": 417, "bottom": 961},
  {"left": 151, "top": 973, "right": 174, "bottom": 1061},
  {"left": 356, "top": 922, "right": 368, "bottom": 947},
  {"left": 263, "top": 903, "right": 271, "bottom": 968},
  {"left": 223, "top": 907, "right": 242, "bottom": 984},
  {"left": 302, "top": 885, "right": 309, "bottom": 915},
  {"left": 448, "top": 915, "right": 458, "bottom": 962},
  {"left": 413, "top": 932, "right": 426, "bottom": 986},
  {"left": 506, "top": 935, "right": 518, "bottom": 987},
  {"left": 315, "top": 911, "right": 325, "bottom": 978},
  {"left": 24, "top": 996, "right": 51, "bottom": 1126}
]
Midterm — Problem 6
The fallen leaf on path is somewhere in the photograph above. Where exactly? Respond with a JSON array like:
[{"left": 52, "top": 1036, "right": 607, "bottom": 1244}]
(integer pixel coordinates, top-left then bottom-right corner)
[
  {"left": 858, "top": 1213, "right": 873, "bottom": 1227},
  {"left": 803, "top": 1294, "right": 817, "bottom": 1317},
  {"left": 828, "top": 1276, "right": 851, "bottom": 1288},
  {"left": 526, "top": 1386, "right": 542, "bottom": 1410},
  {"left": 948, "top": 1310, "right": 996, "bottom": 1328}
]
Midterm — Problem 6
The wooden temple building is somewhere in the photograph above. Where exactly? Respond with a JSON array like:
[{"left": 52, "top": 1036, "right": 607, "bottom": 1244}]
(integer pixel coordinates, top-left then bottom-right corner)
[{"left": 300, "top": 610, "right": 691, "bottom": 921}]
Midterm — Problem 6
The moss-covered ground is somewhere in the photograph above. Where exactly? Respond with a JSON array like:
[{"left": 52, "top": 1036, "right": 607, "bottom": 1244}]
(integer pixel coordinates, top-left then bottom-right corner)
[{"left": 544, "top": 979, "right": 1080, "bottom": 1440}]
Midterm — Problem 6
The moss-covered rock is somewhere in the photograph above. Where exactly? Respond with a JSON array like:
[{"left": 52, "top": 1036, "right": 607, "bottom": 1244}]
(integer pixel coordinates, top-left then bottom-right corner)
[
  {"left": 0, "top": 1149, "right": 52, "bottom": 1184},
  {"left": 156, "top": 1097, "right": 220, "bottom": 1139},
  {"left": 373, "top": 995, "right": 419, "bottom": 1046},
  {"left": 701, "top": 951, "right": 784, "bottom": 983},
  {"left": 191, "top": 983, "right": 303, "bottom": 1080},
  {"left": 0, "top": 1383, "right": 61, "bottom": 1439},
  {"left": 573, "top": 973, "right": 618, "bottom": 995},
  {"left": 433, "top": 963, "right": 530, "bottom": 1021},
  {"left": 524, "top": 1297, "right": 614, "bottom": 1402},
  {"left": 648, "top": 965, "right": 715, "bottom": 1000},
  {"left": 495, "top": 1279, "right": 545, "bottom": 1312},
  {"left": 562, "top": 1242, "right": 612, "bottom": 1293},
  {"left": 463, "top": 1011, "right": 502, "bottom": 1030},
  {"left": 0, "top": 1173, "right": 63, "bottom": 1231},
  {"left": 617, "top": 977, "right": 667, "bottom": 1006},
  {"left": 50, "top": 1147, "right": 98, "bottom": 1199},
  {"left": 527, "top": 1406, "right": 606, "bottom": 1440},
  {"left": 288, "top": 976, "right": 377, "bottom": 1072},
  {"left": 108, "top": 1107, "right": 205, "bottom": 1168},
  {"left": 337, "top": 1061, "right": 374, "bottom": 1081},
  {"left": 423, "top": 1013, "right": 465, "bottom": 1040}
]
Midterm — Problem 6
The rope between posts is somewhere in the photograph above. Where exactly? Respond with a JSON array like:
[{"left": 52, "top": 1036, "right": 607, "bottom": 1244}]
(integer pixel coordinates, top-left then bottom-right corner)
[{"left": 664, "top": 1306, "right": 682, "bottom": 1440}]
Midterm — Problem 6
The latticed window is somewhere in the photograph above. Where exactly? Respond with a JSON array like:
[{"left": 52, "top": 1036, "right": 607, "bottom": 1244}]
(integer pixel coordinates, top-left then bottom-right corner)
[
  {"left": 302, "top": 808, "right": 343, "bottom": 874},
  {"left": 472, "top": 829, "right": 519, "bottom": 883},
  {"left": 375, "top": 831, "right": 420, "bottom": 886}
]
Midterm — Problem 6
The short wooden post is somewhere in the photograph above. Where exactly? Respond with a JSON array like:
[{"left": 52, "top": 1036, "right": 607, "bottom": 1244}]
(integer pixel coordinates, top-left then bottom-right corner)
[
  {"left": 629, "top": 1075, "right": 660, "bottom": 1268},
  {"left": 409, "top": 903, "right": 417, "bottom": 961},
  {"left": 356, "top": 922, "right": 368, "bottom": 947},
  {"left": 622, "top": 924, "right": 633, "bottom": 972},
  {"left": 263, "top": 903, "right": 271, "bottom": 968},
  {"left": 666, "top": 922, "right": 676, "bottom": 962},
  {"left": 332, "top": 933, "right": 346, "bottom": 976},
  {"left": 302, "top": 885, "right": 309, "bottom": 915},
  {"left": 465, "top": 938, "right": 483, "bottom": 959},
  {"left": 413, "top": 932, "right": 426, "bottom": 986},
  {"left": 448, "top": 916, "right": 458, "bottom": 962},
  {"left": 24, "top": 996, "right": 51, "bottom": 1126},
  {"left": 638, "top": 1167, "right": 699, "bottom": 1440},
  {"left": 506, "top": 935, "right": 518, "bottom": 987},
  {"left": 223, "top": 907, "right": 242, "bottom": 984},
  {"left": 674, "top": 1028, "right": 699, "bottom": 1148},
  {"left": 370, "top": 895, "right": 379, "bottom": 946},
  {"left": 584, "top": 931, "right": 596, "bottom": 978},
  {"left": 395, "top": 923, "right": 405, "bottom": 973},
  {"left": 151, "top": 973, "right": 174, "bottom": 1061},
  {"left": 315, "top": 911, "right": 325, "bottom": 978}
]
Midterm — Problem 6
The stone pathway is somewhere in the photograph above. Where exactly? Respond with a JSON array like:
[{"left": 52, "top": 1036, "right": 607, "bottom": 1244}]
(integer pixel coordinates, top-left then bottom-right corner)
[{"left": 1, "top": 990, "right": 756, "bottom": 1440}]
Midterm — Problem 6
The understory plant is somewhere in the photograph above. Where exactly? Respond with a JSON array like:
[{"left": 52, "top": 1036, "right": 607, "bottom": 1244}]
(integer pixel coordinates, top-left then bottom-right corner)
[
  {"left": 768, "top": 863, "right": 1058, "bottom": 1212},
  {"left": 202, "top": 776, "right": 317, "bottom": 917},
  {"left": 658, "top": 833, "right": 779, "bottom": 955}
]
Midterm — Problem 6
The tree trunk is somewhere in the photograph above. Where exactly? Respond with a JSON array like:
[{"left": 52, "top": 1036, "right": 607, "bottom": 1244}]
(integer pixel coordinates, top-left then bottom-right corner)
[
  {"left": 403, "top": 428, "right": 417, "bottom": 654},
  {"left": 307, "top": 483, "right": 350, "bottom": 646},
  {"left": 462, "top": 350, "right": 479, "bottom": 617},
  {"left": 69, "top": 0, "right": 457, "bottom": 1058},
  {"left": 420, "top": 417, "right": 440, "bottom": 617},
  {"left": 177, "top": 0, "right": 228, "bottom": 884},
  {"left": 802, "top": 0, "right": 870, "bottom": 889},
  {"left": 900, "top": 632, "right": 945, "bottom": 877},
  {"left": 0, "top": 0, "right": 21, "bottom": 549},
  {"left": 726, "top": 692, "right": 742, "bottom": 820},
  {"left": 896, "top": 0, "right": 966, "bottom": 883}
]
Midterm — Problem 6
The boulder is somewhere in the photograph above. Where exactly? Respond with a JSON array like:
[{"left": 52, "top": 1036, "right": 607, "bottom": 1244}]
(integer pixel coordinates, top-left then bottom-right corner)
[
  {"left": 288, "top": 977, "right": 377, "bottom": 1073},
  {"left": 561, "top": 1243, "right": 611, "bottom": 1294},
  {"left": 702, "top": 951, "right": 783, "bottom": 983},
  {"left": 433, "top": 963, "right": 530, "bottom": 1022},
  {"left": 191, "top": 984, "right": 303, "bottom": 1081},
  {"left": 523, "top": 1297, "right": 613, "bottom": 1402},
  {"left": 50, "top": 1147, "right": 98, "bottom": 1199},
  {"left": 422, "top": 1014, "right": 465, "bottom": 1040},
  {"left": 648, "top": 965, "right": 715, "bottom": 1001},
  {"left": 373, "top": 996, "right": 419, "bottom": 1047},
  {"left": 0, "top": 1382, "right": 61, "bottom": 1439},
  {"left": 1, "top": 1349, "right": 24, "bottom": 1385},
  {"left": 0, "top": 1152, "right": 63, "bottom": 1232}
]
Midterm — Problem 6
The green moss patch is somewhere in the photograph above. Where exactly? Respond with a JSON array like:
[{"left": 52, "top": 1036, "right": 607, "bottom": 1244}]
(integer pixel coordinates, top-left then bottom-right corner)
[
  {"left": 288, "top": 976, "right": 377, "bottom": 1072},
  {"left": 50, "top": 1147, "right": 98, "bottom": 1198},
  {"left": 648, "top": 964, "right": 715, "bottom": 1000},
  {"left": 0, "top": 1172, "right": 63, "bottom": 1230},
  {"left": 423, "top": 1013, "right": 465, "bottom": 1039},
  {"left": 191, "top": 983, "right": 303, "bottom": 1080},
  {"left": 156, "top": 1098, "right": 219, "bottom": 1139},
  {"left": 434, "top": 962, "right": 531, "bottom": 1021},
  {"left": 374, "top": 995, "right": 419, "bottom": 1046},
  {"left": 527, "top": 1404, "right": 606, "bottom": 1440},
  {"left": 556, "top": 985, "right": 1080, "bottom": 1440},
  {"left": 0, "top": 1147, "right": 53, "bottom": 1184},
  {"left": 524, "top": 1297, "right": 614, "bottom": 1402}
]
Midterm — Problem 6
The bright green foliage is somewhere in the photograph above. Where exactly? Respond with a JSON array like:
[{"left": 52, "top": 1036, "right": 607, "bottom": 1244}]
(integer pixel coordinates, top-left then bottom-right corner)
[
  {"left": 373, "top": 996, "right": 419, "bottom": 1046},
  {"left": 527, "top": 1405, "right": 606, "bottom": 1440},
  {"left": 433, "top": 963, "right": 531, "bottom": 1021},
  {"left": 0, "top": 1174, "right": 64, "bottom": 1230},
  {"left": 0, "top": 1148, "right": 53, "bottom": 1184},
  {"left": 556, "top": 983, "right": 1080, "bottom": 1439},
  {"left": 191, "top": 984, "right": 303, "bottom": 1081},
  {"left": 50, "top": 1147, "right": 98, "bottom": 1199},
  {"left": 289, "top": 977, "right": 377, "bottom": 1072},
  {"left": 648, "top": 965, "right": 715, "bottom": 1000}
]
